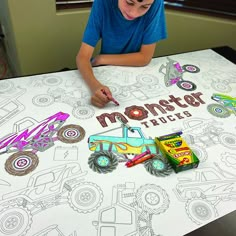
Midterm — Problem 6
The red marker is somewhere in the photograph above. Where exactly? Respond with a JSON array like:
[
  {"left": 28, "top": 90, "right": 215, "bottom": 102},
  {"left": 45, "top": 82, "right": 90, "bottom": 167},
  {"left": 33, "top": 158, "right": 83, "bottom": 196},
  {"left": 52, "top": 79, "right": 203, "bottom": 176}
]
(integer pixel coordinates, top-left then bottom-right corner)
[{"left": 101, "top": 89, "right": 119, "bottom": 106}]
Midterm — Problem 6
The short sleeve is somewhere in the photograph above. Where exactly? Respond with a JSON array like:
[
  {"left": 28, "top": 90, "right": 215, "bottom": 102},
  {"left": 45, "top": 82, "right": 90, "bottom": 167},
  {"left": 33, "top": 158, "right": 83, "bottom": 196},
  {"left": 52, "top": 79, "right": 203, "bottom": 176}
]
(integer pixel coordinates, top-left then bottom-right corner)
[
  {"left": 82, "top": 0, "right": 103, "bottom": 47},
  {"left": 142, "top": 0, "right": 167, "bottom": 45}
]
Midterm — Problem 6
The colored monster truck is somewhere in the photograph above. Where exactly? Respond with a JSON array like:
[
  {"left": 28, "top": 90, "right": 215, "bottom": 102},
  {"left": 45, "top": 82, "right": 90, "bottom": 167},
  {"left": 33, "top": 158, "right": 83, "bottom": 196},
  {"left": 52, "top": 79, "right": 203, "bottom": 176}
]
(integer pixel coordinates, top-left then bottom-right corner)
[
  {"left": 92, "top": 182, "right": 169, "bottom": 236},
  {"left": 88, "top": 119, "right": 172, "bottom": 177},
  {"left": 159, "top": 57, "right": 200, "bottom": 91},
  {"left": 207, "top": 93, "right": 236, "bottom": 118},
  {"left": 0, "top": 111, "right": 85, "bottom": 176},
  {"left": 173, "top": 163, "right": 236, "bottom": 225},
  {"left": 0, "top": 163, "right": 103, "bottom": 236}
]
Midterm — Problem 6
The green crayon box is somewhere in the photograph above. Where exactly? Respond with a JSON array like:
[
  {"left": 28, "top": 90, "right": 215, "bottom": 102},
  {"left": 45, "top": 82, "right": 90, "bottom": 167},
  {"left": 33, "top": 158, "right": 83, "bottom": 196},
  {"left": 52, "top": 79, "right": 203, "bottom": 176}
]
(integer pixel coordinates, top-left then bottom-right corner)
[{"left": 155, "top": 132, "right": 199, "bottom": 173}]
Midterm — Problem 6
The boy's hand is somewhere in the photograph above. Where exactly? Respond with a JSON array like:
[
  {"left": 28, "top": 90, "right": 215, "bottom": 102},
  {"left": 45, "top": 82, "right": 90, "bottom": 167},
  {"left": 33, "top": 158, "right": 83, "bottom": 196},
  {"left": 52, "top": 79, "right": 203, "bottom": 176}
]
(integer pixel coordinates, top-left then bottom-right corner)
[{"left": 91, "top": 85, "right": 112, "bottom": 108}]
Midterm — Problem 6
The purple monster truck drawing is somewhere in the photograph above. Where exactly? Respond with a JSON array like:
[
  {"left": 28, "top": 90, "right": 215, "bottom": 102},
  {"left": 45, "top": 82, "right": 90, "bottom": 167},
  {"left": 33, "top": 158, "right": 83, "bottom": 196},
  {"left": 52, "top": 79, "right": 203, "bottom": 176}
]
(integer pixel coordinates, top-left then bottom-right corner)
[{"left": 0, "top": 112, "right": 85, "bottom": 176}]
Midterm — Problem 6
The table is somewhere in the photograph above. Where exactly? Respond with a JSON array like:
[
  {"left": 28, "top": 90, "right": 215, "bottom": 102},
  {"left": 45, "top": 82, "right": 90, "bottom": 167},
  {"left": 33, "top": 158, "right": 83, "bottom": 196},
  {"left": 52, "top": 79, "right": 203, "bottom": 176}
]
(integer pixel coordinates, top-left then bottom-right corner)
[{"left": 0, "top": 47, "right": 235, "bottom": 236}]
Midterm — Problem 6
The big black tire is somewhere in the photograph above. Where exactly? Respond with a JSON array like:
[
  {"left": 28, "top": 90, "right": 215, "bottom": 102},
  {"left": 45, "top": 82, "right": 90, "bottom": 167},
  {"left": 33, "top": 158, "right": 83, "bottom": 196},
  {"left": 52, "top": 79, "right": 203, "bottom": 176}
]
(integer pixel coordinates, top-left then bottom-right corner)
[
  {"left": 177, "top": 80, "right": 197, "bottom": 91},
  {"left": 57, "top": 124, "right": 85, "bottom": 143},
  {"left": 136, "top": 184, "right": 169, "bottom": 215},
  {"left": 88, "top": 151, "right": 118, "bottom": 174},
  {"left": 207, "top": 103, "right": 231, "bottom": 118},
  {"left": 144, "top": 154, "right": 172, "bottom": 177},
  {"left": 0, "top": 206, "right": 32, "bottom": 236},
  {"left": 68, "top": 182, "right": 103, "bottom": 213},
  {"left": 185, "top": 198, "right": 218, "bottom": 225},
  {"left": 5, "top": 151, "right": 39, "bottom": 176},
  {"left": 182, "top": 64, "right": 200, "bottom": 73}
]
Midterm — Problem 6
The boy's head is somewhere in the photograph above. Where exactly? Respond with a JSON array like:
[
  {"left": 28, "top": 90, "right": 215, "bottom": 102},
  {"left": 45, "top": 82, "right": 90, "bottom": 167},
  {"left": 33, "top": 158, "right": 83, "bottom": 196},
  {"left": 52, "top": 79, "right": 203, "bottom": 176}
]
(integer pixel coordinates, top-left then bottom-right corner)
[{"left": 118, "top": 0, "right": 154, "bottom": 21}]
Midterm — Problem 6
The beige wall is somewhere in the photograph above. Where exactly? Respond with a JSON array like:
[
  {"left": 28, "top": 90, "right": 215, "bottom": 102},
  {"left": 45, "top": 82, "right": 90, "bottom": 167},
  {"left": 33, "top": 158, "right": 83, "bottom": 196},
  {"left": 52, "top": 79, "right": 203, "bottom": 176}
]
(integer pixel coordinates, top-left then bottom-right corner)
[{"left": 0, "top": 0, "right": 235, "bottom": 76}]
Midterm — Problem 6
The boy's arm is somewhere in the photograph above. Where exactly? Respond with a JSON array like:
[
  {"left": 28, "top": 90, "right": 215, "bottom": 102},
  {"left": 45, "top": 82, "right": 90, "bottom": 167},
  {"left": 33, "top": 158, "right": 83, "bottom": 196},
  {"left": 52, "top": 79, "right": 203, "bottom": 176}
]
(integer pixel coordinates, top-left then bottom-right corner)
[
  {"left": 92, "top": 43, "right": 156, "bottom": 67},
  {"left": 76, "top": 43, "right": 111, "bottom": 107},
  {"left": 76, "top": 43, "right": 102, "bottom": 92}
]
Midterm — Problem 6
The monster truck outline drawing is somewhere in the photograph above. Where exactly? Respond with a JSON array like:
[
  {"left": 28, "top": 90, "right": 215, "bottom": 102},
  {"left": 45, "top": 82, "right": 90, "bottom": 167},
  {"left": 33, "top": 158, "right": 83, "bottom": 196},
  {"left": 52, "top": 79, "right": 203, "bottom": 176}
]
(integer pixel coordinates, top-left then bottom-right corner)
[
  {"left": 173, "top": 162, "right": 236, "bottom": 225},
  {"left": 88, "top": 118, "right": 172, "bottom": 177},
  {"left": 0, "top": 163, "right": 103, "bottom": 236},
  {"left": 207, "top": 93, "right": 236, "bottom": 118},
  {"left": 0, "top": 111, "right": 85, "bottom": 176},
  {"left": 0, "top": 80, "right": 26, "bottom": 127},
  {"left": 159, "top": 57, "right": 200, "bottom": 91},
  {"left": 32, "top": 224, "right": 77, "bottom": 236},
  {"left": 32, "top": 87, "right": 95, "bottom": 119},
  {"left": 180, "top": 118, "right": 236, "bottom": 162},
  {"left": 107, "top": 74, "right": 169, "bottom": 103},
  {"left": 92, "top": 182, "right": 169, "bottom": 236}
]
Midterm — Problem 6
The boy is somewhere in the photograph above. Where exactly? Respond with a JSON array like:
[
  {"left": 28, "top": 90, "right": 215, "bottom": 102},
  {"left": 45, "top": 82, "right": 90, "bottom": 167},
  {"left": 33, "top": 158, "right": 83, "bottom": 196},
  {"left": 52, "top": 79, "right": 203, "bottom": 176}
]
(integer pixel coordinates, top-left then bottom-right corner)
[{"left": 76, "top": 0, "right": 167, "bottom": 107}]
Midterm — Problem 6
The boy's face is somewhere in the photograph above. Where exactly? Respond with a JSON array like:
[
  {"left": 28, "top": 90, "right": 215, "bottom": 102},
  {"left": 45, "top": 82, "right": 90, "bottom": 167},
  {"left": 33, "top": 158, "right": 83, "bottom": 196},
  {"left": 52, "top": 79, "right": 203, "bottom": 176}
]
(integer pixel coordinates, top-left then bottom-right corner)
[{"left": 118, "top": 0, "right": 154, "bottom": 20}]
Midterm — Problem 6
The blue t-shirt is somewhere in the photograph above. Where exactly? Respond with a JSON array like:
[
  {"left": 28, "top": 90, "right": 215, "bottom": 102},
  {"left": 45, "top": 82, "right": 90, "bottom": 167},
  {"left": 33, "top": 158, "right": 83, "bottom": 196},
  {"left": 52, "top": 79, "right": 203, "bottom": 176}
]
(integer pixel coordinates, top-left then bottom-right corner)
[{"left": 83, "top": 0, "right": 167, "bottom": 54}]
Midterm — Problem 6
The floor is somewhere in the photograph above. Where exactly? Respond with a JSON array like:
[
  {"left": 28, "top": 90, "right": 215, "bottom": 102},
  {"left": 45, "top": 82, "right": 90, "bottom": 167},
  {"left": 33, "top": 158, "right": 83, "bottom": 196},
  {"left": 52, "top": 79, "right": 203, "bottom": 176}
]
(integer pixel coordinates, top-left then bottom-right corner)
[{"left": 0, "top": 40, "right": 14, "bottom": 79}]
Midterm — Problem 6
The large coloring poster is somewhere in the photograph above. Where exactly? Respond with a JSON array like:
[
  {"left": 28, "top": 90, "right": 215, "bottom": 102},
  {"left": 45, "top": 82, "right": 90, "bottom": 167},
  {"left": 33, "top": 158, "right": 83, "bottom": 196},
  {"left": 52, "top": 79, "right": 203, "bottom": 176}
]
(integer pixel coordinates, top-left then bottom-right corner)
[{"left": 0, "top": 49, "right": 235, "bottom": 236}]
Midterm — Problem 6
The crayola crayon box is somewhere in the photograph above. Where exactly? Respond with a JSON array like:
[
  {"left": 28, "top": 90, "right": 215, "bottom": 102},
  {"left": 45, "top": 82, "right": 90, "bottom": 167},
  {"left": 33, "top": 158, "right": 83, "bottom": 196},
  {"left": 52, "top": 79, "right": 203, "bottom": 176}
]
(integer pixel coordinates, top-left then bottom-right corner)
[{"left": 155, "top": 132, "right": 199, "bottom": 173}]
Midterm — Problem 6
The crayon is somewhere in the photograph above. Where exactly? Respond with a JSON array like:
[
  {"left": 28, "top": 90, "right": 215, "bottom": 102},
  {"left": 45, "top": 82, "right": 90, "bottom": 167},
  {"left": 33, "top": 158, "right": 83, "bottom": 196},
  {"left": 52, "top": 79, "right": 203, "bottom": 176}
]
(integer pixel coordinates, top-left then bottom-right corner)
[
  {"left": 157, "top": 131, "right": 182, "bottom": 141},
  {"left": 125, "top": 150, "right": 151, "bottom": 166},
  {"left": 126, "top": 154, "right": 155, "bottom": 168}
]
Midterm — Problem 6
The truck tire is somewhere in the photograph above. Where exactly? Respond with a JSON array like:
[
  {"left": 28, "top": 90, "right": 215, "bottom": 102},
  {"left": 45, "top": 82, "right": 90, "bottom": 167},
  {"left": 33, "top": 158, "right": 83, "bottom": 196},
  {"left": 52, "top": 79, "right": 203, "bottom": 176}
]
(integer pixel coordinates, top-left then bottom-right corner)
[
  {"left": 144, "top": 154, "right": 172, "bottom": 177},
  {"left": 185, "top": 198, "right": 218, "bottom": 225},
  {"left": 136, "top": 184, "right": 170, "bottom": 215},
  {"left": 218, "top": 132, "right": 236, "bottom": 149},
  {"left": 88, "top": 151, "right": 118, "bottom": 174},
  {"left": 72, "top": 106, "right": 95, "bottom": 120},
  {"left": 182, "top": 64, "right": 200, "bottom": 73},
  {"left": 5, "top": 151, "right": 39, "bottom": 176},
  {"left": 177, "top": 80, "right": 197, "bottom": 91},
  {"left": 0, "top": 205, "right": 32, "bottom": 236},
  {"left": 68, "top": 182, "right": 103, "bottom": 213},
  {"left": 207, "top": 103, "right": 231, "bottom": 118},
  {"left": 57, "top": 124, "right": 85, "bottom": 143}
]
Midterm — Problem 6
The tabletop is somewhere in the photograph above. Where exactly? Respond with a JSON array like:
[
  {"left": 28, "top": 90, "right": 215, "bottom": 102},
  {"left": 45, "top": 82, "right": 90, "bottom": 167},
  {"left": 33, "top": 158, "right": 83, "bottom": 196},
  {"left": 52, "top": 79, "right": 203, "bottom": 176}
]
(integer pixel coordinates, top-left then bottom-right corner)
[{"left": 0, "top": 48, "right": 235, "bottom": 236}]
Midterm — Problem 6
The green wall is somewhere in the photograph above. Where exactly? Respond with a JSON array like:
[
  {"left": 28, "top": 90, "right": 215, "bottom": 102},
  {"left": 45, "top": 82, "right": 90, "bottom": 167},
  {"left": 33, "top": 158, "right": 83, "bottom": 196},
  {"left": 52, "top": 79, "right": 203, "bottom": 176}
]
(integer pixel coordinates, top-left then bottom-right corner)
[{"left": 0, "top": 0, "right": 235, "bottom": 76}]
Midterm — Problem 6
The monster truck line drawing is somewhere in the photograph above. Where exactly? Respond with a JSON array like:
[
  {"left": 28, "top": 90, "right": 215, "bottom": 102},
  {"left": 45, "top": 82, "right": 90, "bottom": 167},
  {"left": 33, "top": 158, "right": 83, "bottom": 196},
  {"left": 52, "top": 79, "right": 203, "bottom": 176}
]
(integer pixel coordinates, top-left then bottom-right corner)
[
  {"left": 32, "top": 224, "right": 77, "bottom": 236},
  {"left": 179, "top": 118, "right": 236, "bottom": 162},
  {"left": 0, "top": 163, "right": 103, "bottom": 236},
  {"left": 201, "top": 70, "right": 236, "bottom": 93},
  {"left": 0, "top": 80, "right": 25, "bottom": 127},
  {"left": 0, "top": 111, "right": 85, "bottom": 176},
  {"left": 93, "top": 182, "right": 169, "bottom": 236},
  {"left": 173, "top": 163, "right": 236, "bottom": 225},
  {"left": 159, "top": 57, "right": 200, "bottom": 91},
  {"left": 88, "top": 117, "right": 172, "bottom": 177},
  {"left": 32, "top": 88, "right": 95, "bottom": 119},
  {"left": 207, "top": 93, "right": 236, "bottom": 118},
  {"left": 107, "top": 74, "right": 168, "bottom": 103}
]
